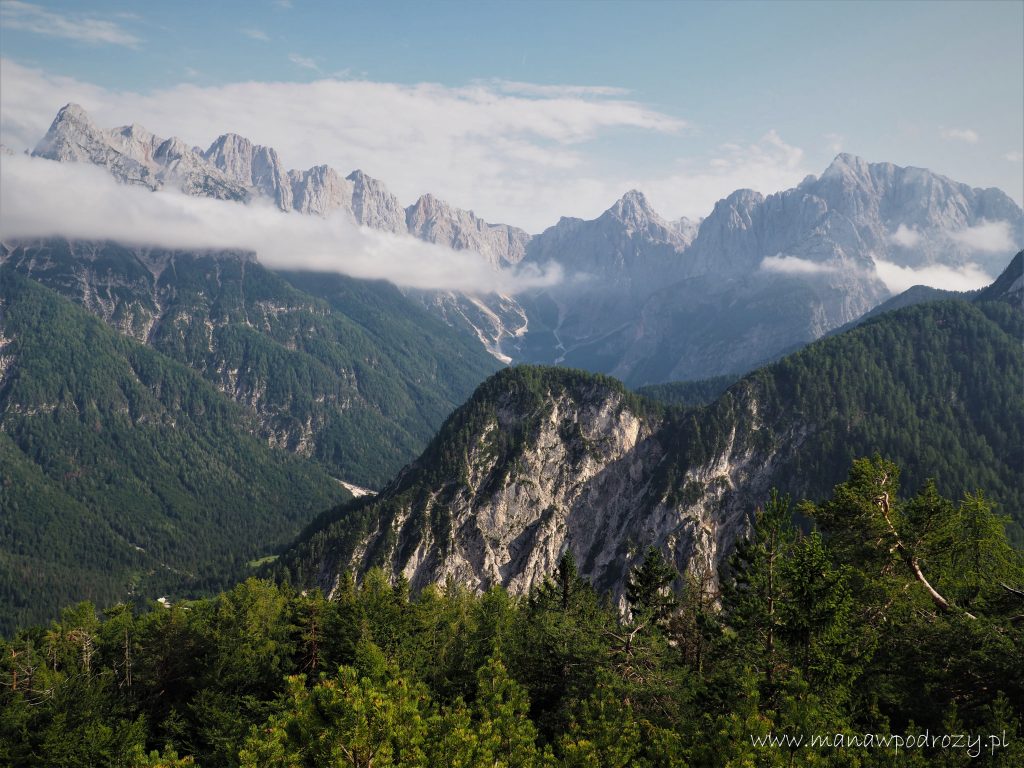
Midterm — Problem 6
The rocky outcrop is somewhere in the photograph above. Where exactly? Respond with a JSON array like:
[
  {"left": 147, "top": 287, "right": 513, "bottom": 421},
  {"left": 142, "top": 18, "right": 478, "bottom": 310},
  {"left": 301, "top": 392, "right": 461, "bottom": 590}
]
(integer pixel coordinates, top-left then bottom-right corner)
[
  {"left": 280, "top": 368, "right": 785, "bottom": 601},
  {"left": 406, "top": 193, "right": 531, "bottom": 268},
  {"left": 346, "top": 169, "right": 407, "bottom": 233}
]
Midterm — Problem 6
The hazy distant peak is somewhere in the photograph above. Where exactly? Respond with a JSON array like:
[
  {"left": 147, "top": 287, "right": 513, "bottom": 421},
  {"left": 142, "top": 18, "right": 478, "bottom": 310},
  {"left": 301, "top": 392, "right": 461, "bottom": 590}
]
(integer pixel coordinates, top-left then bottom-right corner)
[
  {"left": 718, "top": 188, "right": 764, "bottom": 211},
  {"left": 606, "top": 188, "right": 656, "bottom": 221}
]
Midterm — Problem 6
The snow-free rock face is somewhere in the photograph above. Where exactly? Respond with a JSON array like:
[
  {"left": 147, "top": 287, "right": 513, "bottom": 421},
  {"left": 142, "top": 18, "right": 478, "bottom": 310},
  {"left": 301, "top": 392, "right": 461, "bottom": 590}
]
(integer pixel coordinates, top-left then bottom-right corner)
[
  {"left": 406, "top": 193, "right": 531, "bottom": 268},
  {"left": 289, "top": 165, "right": 354, "bottom": 216},
  {"left": 34, "top": 104, "right": 158, "bottom": 189},
  {"left": 346, "top": 169, "right": 408, "bottom": 233},
  {"left": 204, "top": 133, "right": 295, "bottom": 209},
  {"left": 33, "top": 104, "right": 249, "bottom": 200},
  {"left": 278, "top": 367, "right": 783, "bottom": 600}
]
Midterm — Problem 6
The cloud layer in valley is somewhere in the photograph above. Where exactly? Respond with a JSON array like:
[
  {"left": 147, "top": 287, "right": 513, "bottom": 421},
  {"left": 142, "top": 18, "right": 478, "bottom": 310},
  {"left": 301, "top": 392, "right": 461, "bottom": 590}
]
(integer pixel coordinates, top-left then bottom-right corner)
[
  {"left": 947, "top": 220, "right": 1015, "bottom": 253},
  {"left": 760, "top": 255, "right": 839, "bottom": 275},
  {"left": 872, "top": 257, "right": 993, "bottom": 294},
  {"left": 0, "top": 58, "right": 813, "bottom": 231},
  {"left": 0, "top": 154, "right": 561, "bottom": 294}
]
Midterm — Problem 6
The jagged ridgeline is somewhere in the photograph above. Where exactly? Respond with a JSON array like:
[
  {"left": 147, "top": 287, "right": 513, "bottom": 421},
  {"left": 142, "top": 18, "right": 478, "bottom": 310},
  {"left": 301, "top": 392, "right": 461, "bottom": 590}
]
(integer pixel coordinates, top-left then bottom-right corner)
[
  {"left": 0, "top": 268, "right": 351, "bottom": 634},
  {"left": 275, "top": 254, "right": 1024, "bottom": 597},
  {"left": 1, "top": 239, "right": 499, "bottom": 487}
]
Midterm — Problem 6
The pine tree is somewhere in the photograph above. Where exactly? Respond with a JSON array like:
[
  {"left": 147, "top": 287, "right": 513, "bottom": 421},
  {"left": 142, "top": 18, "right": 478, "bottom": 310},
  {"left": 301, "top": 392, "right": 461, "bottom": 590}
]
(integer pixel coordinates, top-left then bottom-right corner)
[{"left": 626, "top": 547, "right": 678, "bottom": 627}]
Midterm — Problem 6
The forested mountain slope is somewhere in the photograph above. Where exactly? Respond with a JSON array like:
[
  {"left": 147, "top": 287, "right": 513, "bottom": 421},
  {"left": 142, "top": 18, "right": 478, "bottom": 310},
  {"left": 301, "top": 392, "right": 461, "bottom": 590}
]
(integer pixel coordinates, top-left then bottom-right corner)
[
  {"left": 1, "top": 239, "right": 499, "bottom": 487},
  {"left": 0, "top": 268, "right": 347, "bottom": 634},
  {"left": 276, "top": 255, "right": 1024, "bottom": 598}
]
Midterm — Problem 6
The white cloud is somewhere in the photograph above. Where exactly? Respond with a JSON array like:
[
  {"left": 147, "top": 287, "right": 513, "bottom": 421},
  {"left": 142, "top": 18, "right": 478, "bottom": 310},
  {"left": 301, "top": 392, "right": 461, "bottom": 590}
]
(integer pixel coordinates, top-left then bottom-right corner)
[
  {"left": 947, "top": 220, "right": 1014, "bottom": 253},
  {"left": 873, "top": 257, "right": 992, "bottom": 293},
  {"left": 940, "top": 127, "right": 979, "bottom": 144},
  {"left": 890, "top": 223, "right": 922, "bottom": 248},
  {"left": 0, "top": 1, "right": 139, "bottom": 47},
  {"left": 287, "top": 53, "right": 320, "bottom": 71},
  {"left": 492, "top": 81, "right": 632, "bottom": 98},
  {"left": 760, "top": 255, "right": 838, "bottom": 275},
  {"left": 241, "top": 27, "right": 270, "bottom": 41},
  {"left": 0, "top": 153, "right": 562, "bottom": 294},
  {"left": 1006, "top": 151, "right": 1024, "bottom": 163}
]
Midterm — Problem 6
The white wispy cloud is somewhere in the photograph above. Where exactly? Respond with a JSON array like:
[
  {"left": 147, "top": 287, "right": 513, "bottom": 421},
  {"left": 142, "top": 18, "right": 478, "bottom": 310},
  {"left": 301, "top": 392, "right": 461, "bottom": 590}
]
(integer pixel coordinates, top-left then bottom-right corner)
[
  {"left": 242, "top": 27, "right": 270, "bottom": 41},
  {"left": 0, "top": 1, "right": 139, "bottom": 47},
  {"left": 890, "top": 223, "right": 922, "bottom": 248},
  {"left": 287, "top": 53, "right": 320, "bottom": 71},
  {"left": 493, "top": 81, "right": 632, "bottom": 98},
  {"left": 873, "top": 257, "right": 992, "bottom": 293},
  {"left": 760, "top": 255, "right": 838, "bottom": 275},
  {"left": 947, "top": 220, "right": 1014, "bottom": 253},
  {"left": 0, "top": 153, "right": 562, "bottom": 294},
  {"left": 1006, "top": 151, "right": 1024, "bottom": 163},
  {"left": 940, "top": 127, "right": 979, "bottom": 144}
]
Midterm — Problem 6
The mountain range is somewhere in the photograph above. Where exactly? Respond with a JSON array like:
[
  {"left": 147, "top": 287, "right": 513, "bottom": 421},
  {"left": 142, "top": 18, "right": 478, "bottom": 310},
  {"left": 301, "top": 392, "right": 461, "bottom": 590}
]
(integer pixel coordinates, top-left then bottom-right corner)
[
  {"left": 274, "top": 252, "right": 1023, "bottom": 601},
  {"left": 26, "top": 104, "right": 1024, "bottom": 384},
  {"left": 2, "top": 103, "right": 1022, "bottom": 631}
]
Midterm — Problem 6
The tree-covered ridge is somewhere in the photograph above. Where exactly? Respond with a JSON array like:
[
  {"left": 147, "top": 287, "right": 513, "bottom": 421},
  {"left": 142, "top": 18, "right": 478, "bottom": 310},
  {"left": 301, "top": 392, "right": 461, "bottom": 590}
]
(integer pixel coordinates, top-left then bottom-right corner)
[
  {"left": 0, "top": 267, "right": 347, "bottom": 635},
  {"left": 670, "top": 296, "right": 1024, "bottom": 538},
  {"left": 3, "top": 461, "right": 1022, "bottom": 766},
  {"left": 635, "top": 373, "right": 738, "bottom": 409},
  {"left": 2, "top": 240, "right": 500, "bottom": 487},
  {"left": 276, "top": 274, "right": 1024, "bottom": 597},
  {"left": 975, "top": 249, "right": 1023, "bottom": 303}
]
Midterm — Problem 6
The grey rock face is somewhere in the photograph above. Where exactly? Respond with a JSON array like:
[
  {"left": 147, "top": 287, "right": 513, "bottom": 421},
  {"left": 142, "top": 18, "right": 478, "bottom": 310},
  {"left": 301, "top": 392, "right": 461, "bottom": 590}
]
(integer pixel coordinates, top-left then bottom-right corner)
[
  {"left": 33, "top": 104, "right": 248, "bottom": 200},
  {"left": 34, "top": 104, "right": 158, "bottom": 189},
  {"left": 346, "top": 170, "right": 407, "bottom": 233},
  {"left": 301, "top": 374, "right": 773, "bottom": 601},
  {"left": 289, "top": 165, "right": 353, "bottom": 216},
  {"left": 406, "top": 193, "right": 531, "bottom": 268},
  {"left": 511, "top": 156, "right": 1022, "bottom": 384},
  {"left": 204, "top": 133, "right": 292, "bottom": 209}
]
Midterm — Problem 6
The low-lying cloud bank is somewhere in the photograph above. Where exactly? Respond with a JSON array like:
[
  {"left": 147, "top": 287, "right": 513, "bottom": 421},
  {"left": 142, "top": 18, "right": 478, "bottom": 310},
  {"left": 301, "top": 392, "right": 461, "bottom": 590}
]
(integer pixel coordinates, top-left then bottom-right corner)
[
  {"left": 761, "top": 255, "right": 839, "bottom": 275},
  {"left": 759, "top": 251, "right": 996, "bottom": 294},
  {"left": 0, "top": 154, "right": 561, "bottom": 294},
  {"left": 872, "top": 257, "right": 993, "bottom": 294},
  {"left": 947, "top": 220, "right": 1015, "bottom": 253}
]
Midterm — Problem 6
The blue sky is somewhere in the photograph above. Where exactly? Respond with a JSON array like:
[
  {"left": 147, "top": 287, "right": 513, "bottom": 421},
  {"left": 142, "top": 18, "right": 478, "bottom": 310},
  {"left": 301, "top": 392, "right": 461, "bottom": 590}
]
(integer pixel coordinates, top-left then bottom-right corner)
[{"left": 1, "top": 0, "right": 1021, "bottom": 231}]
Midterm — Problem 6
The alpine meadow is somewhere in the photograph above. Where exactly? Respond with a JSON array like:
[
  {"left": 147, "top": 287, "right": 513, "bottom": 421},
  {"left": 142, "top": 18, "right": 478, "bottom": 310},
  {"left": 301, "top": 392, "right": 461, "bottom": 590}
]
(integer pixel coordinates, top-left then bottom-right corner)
[{"left": 1, "top": 1, "right": 1022, "bottom": 766}]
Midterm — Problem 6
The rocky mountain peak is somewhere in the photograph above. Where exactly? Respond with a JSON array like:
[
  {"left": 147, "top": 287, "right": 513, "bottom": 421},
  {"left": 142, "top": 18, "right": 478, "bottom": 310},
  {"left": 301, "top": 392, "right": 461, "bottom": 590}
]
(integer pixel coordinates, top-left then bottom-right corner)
[
  {"left": 345, "top": 169, "right": 407, "bottom": 233},
  {"left": 604, "top": 189, "right": 659, "bottom": 228},
  {"left": 405, "top": 192, "right": 532, "bottom": 268},
  {"left": 153, "top": 136, "right": 194, "bottom": 163},
  {"left": 204, "top": 133, "right": 256, "bottom": 183},
  {"left": 34, "top": 103, "right": 106, "bottom": 155},
  {"left": 51, "top": 102, "right": 93, "bottom": 129},
  {"left": 33, "top": 103, "right": 158, "bottom": 189}
]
